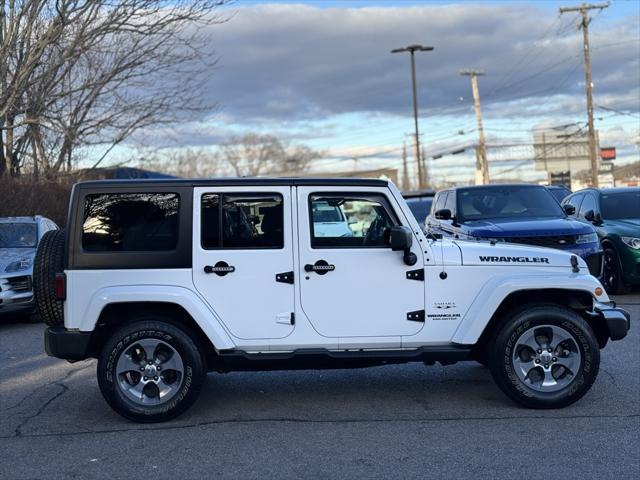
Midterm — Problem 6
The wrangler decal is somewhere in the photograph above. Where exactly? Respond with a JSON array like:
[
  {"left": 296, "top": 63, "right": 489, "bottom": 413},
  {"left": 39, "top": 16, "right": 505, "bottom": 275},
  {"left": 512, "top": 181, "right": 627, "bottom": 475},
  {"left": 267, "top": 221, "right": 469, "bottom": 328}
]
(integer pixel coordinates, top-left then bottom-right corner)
[{"left": 479, "top": 255, "right": 550, "bottom": 264}]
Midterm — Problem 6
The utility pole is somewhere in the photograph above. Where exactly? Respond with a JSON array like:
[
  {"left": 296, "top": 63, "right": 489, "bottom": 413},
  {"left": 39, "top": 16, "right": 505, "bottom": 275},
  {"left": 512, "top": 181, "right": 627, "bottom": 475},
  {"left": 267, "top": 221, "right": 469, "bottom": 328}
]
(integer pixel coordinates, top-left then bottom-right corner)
[
  {"left": 460, "top": 69, "right": 489, "bottom": 185},
  {"left": 401, "top": 142, "right": 410, "bottom": 191},
  {"left": 560, "top": 2, "right": 609, "bottom": 188},
  {"left": 422, "top": 145, "right": 429, "bottom": 190},
  {"left": 391, "top": 44, "right": 434, "bottom": 189}
]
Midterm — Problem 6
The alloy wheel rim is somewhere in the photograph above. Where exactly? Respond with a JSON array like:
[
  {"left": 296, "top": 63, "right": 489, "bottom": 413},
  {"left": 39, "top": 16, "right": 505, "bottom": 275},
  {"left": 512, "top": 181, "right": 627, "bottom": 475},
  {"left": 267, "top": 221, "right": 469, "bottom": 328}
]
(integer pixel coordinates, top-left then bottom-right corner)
[
  {"left": 115, "top": 338, "right": 184, "bottom": 406},
  {"left": 511, "top": 324, "right": 582, "bottom": 393}
]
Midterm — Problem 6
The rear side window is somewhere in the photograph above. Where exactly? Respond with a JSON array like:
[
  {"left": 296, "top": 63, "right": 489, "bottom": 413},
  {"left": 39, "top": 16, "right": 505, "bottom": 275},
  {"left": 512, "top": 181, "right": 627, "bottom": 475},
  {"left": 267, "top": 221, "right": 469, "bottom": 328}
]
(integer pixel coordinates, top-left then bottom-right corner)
[
  {"left": 82, "top": 193, "right": 179, "bottom": 252},
  {"left": 201, "top": 193, "right": 284, "bottom": 249}
]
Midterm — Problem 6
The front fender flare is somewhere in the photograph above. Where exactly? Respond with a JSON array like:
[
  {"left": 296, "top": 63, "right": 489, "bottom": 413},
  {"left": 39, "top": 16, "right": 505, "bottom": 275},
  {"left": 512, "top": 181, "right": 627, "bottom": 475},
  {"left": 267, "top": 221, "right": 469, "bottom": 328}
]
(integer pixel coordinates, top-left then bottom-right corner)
[
  {"left": 78, "top": 285, "right": 236, "bottom": 350},
  {"left": 451, "top": 273, "right": 605, "bottom": 345}
]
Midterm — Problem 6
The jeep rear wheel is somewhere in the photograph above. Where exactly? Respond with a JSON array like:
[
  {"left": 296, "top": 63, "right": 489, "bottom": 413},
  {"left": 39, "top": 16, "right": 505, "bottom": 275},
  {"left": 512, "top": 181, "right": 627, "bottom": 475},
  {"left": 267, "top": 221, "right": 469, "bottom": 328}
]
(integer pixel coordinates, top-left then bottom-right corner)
[
  {"left": 97, "top": 319, "right": 206, "bottom": 423},
  {"left": 489, "top": 304, "right": 600, "bottom": 409}
]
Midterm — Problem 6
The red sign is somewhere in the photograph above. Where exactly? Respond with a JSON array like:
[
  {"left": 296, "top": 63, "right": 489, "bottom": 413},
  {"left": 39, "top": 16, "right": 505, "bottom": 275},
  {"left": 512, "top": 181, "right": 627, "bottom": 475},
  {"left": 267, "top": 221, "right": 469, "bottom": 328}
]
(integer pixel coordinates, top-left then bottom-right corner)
[{"left": 600, "top": 147, "right": 616, "bottom": 160}]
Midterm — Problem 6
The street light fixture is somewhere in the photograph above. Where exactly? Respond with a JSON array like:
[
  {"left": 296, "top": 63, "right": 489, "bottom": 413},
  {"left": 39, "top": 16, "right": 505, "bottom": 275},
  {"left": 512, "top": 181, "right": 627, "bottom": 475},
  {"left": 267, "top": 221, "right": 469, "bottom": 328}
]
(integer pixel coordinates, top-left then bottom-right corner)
[{"left": 391, "top": 44, "right": 434, "bottom": 189}]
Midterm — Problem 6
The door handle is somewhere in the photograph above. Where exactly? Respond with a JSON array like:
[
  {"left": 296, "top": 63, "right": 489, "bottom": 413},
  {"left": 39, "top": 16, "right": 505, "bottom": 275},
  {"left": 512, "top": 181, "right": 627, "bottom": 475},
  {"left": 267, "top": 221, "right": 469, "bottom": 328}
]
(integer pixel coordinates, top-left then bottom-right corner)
[
  {"left": 304, "top": 260, "right": 335, "bottom": 275},
  {"left": 204, "top": 261, "right": 235, "bottom": 276}
]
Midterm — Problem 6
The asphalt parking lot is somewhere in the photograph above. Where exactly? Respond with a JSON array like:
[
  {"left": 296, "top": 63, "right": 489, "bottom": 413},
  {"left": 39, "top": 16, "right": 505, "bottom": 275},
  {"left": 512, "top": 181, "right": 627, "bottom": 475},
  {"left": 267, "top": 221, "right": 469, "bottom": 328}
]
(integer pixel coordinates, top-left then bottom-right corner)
[{"left": 1, "top": 293, "right": 638, "bottom": 479}]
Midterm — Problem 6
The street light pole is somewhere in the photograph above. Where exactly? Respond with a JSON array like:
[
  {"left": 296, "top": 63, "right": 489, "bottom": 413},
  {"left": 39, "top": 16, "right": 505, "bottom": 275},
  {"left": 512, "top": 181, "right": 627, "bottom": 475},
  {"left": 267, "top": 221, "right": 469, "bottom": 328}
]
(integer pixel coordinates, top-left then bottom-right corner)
[{"left": 391, "top": 44, "right": 434, "bottom": 189}]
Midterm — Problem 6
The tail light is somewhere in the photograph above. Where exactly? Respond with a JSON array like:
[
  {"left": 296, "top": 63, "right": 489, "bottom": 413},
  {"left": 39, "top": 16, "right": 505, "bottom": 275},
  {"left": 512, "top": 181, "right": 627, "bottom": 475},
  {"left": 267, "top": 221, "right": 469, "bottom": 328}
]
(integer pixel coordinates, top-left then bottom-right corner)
[{"left": 54, "top": 273, "right": 66, "bottom": 301}]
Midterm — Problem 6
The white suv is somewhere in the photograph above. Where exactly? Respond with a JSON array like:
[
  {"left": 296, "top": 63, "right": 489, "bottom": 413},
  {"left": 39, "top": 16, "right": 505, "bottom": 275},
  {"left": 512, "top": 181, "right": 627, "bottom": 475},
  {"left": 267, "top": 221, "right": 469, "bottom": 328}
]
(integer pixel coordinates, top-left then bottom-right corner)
[{"left": 35, "top": 178, "right": 630, "bottom": 422}]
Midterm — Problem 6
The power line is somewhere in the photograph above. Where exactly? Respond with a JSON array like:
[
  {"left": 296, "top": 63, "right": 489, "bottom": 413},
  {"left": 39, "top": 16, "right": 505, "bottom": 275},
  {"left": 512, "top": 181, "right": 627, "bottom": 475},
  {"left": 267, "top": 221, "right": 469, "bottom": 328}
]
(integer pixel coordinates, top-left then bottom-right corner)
[
  {"left": 597, "top": 105, "right": 640, "bottom": 118},
  {"left": 488, "top": 15, "right": 564, "bottom": 96}
]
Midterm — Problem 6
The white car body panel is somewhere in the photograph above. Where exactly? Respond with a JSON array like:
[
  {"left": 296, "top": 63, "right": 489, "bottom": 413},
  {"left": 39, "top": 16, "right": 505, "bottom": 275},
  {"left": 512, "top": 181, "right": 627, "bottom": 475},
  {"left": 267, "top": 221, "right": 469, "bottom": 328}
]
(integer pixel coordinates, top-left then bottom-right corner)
[
  {"left": 192, "top": 186, "right": 296, "bottom": 341},
  {"left": 296, "top": 185, "right": 425, "bottom": 341},
  {"left": 63, "top": 181, "right": 609, "bottom": 354}
]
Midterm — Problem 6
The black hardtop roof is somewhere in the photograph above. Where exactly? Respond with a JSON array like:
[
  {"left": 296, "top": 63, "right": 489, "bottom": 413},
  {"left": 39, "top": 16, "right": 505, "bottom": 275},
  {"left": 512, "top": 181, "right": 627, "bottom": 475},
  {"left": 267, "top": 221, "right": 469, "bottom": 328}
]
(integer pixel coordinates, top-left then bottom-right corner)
[
  {"left": 74, "top": 177, "right": 389, "bottom": 189},
  {"left": 402, "top": 189, "right": 436, "bottom": 198},
  {"left": 437, "top": 183, "right": 547, "bottom": 194}
]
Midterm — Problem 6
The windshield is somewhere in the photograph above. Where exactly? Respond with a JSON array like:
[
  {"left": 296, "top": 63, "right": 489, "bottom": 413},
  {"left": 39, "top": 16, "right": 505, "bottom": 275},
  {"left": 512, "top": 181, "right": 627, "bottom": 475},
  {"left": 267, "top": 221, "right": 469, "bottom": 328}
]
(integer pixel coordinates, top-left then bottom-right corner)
[
  {"left": 312, "top": 202, "right": 345, "bottom": 223},
  {"left": 406, "top": 198, "right": 433, "bottom": 224},
  {"left": 601, "top": 191, "right": 640, "bottom": 219},
  {"left": 0, "top": 223, "right": 37, "bottom": 248},
  {"left": 458, "top": 186, "right": 565, "bottom": 222},
  {"left": 548, "top": 187, "right": 571, "bottom": 203}
]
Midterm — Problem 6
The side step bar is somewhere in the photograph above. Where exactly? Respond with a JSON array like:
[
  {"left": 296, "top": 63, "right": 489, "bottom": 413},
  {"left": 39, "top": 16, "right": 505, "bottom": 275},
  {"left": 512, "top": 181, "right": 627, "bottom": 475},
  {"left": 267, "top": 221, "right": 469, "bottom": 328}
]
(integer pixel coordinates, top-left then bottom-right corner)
[{"left": 211, "top": 346, "right": 472, "bottom": 373}]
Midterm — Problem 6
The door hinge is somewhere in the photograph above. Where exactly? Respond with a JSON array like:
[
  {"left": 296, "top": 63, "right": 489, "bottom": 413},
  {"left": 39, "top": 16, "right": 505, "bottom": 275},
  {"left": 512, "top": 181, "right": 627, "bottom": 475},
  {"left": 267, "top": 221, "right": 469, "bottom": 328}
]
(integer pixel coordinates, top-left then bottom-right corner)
[
  {"left": 275, "top": 271, "right": 294, "bottom": 284},
  {"left": 407, "top": 310, "right": 425, "bottom": 322},
  {"left": 406, "top": 268, "right": 424, "bottom": 281}
]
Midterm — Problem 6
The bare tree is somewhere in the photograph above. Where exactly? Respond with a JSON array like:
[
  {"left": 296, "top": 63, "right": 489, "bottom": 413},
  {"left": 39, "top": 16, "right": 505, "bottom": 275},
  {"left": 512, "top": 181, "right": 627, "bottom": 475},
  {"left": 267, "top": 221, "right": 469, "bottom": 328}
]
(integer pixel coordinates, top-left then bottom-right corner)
[
  {"left": 0, "top": 0, "right": 228, "bottom": 177},
  {"left": 217, "top": 134, "right": 322, "bottom": 177},
  {"left": 141, "top": 147, "right": 227, "bottom": 178}
]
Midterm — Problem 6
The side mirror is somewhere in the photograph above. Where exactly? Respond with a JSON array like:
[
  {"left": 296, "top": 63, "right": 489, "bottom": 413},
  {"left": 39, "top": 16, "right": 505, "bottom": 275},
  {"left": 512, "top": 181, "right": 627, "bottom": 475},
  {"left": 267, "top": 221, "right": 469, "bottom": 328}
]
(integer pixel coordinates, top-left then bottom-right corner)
[
  {"left": 385, "top": 226, "right": 417, "bottom": 266},
  {"left": 434, "top": 208, "right": 452, "bottom": 220},
  {"left": 563, "top": 204, "right": 576, "bottom": 215},
  {"left": 584, "top": 210, "right": 595, "bottom": 222}
]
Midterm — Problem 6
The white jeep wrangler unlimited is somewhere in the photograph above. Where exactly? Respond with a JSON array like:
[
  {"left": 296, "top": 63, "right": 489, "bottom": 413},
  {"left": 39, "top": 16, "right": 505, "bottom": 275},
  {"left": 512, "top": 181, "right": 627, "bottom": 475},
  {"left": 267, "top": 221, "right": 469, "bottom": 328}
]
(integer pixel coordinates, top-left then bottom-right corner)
[{"left": 35, "top": 178, "right": 630, "bottom": 422}]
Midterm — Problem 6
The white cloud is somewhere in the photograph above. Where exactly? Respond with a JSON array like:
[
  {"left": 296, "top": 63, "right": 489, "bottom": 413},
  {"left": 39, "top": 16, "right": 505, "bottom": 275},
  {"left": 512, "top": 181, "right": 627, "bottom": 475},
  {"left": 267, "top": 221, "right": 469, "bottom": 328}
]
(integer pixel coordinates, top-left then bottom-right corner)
[{"left": 194, "top": 2, "right": 638, "bottom": 126}]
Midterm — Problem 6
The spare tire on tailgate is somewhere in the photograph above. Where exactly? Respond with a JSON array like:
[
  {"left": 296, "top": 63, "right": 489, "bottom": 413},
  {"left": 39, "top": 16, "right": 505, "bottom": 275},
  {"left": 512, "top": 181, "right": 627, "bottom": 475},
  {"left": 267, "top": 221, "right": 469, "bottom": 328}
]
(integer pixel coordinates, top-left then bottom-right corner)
[{"left": 34, "top": 229, "right": 65, "bottom": 326}]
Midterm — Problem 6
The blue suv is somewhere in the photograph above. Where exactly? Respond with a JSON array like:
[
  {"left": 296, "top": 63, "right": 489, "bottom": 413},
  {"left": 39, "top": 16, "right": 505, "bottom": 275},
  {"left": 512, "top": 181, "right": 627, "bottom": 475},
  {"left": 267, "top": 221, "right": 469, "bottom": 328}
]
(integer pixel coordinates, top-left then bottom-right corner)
[{"left": 425, "top": 184, "right": 603, "bottom": 277}]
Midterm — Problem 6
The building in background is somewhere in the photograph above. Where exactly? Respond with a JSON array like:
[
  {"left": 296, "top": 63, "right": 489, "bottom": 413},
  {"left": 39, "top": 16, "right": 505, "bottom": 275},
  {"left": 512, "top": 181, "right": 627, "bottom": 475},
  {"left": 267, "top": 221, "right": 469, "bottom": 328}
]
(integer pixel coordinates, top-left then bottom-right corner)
[{"left": 533, "top": 128, "right": 601, "bottom": 189}]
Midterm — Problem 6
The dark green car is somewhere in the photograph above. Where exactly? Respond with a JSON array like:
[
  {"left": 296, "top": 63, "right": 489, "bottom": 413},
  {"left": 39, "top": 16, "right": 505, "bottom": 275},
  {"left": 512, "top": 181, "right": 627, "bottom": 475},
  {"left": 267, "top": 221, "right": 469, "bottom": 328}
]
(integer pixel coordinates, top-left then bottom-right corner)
[{"left": 562, "top": 187, "right": 640, "bottom": 294}]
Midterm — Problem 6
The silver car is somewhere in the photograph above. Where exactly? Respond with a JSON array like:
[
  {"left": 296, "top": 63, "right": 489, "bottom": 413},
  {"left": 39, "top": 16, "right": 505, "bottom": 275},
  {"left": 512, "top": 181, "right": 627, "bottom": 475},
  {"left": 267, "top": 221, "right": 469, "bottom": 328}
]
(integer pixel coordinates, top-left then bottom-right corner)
[{"left": 0, "top": 216, "right": 58, "bottom": 319}]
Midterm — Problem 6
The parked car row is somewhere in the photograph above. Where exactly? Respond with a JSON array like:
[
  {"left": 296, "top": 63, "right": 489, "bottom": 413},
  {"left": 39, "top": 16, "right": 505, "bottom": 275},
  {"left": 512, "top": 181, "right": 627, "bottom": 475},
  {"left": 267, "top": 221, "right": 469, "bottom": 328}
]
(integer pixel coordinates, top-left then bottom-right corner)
[{"left": 403, "top": 184, "right": 639, "bottom": 295}]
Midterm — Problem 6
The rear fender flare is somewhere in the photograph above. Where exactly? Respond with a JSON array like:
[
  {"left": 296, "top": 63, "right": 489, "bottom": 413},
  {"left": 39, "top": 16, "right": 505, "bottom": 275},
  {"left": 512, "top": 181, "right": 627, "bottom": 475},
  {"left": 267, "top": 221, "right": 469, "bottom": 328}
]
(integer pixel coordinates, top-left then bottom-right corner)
[{"left": 79, "top": 285, "right": 236, "bottom": 350}]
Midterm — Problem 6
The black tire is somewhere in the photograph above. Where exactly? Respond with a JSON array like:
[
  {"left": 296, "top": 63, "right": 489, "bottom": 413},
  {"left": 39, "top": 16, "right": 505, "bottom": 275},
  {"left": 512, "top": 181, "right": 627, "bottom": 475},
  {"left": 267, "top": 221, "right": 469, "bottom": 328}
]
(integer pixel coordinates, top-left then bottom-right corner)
[
  {"left": 33, "top": 229, "right": 65, "bottom": 326},
  {"left": 488, "top": 304, "right": 600, "bottom": 409},
  {"left": 603, "top": 247, "right": 631, "bottom": 295},
  {"left": 97, "top": 319, "right": 206, "bottom": 423}
]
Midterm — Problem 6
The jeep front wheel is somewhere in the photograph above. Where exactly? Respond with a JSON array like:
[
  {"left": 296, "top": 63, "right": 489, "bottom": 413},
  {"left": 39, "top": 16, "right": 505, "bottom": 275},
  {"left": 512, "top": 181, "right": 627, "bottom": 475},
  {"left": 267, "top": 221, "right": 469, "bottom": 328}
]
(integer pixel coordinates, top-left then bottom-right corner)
[
  {"left": 97, "top": 319, "right": 206, "bottom": 422},
  {"left": 489, "top": 305, "right": 600, "bottom": 409}
]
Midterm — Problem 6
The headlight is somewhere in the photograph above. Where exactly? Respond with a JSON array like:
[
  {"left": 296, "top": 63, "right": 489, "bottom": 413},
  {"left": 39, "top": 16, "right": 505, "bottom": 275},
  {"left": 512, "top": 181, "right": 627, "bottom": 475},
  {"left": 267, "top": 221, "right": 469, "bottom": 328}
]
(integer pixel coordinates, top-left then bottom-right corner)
[
  {"left": 621, "top": 236, "right": 640, "bottom": 250},
  {"left": 5, "top": 257, "right": 33, "bottom": 272},
  {"left": 576, "top": 233, "right": 598, "bottom": 244}
]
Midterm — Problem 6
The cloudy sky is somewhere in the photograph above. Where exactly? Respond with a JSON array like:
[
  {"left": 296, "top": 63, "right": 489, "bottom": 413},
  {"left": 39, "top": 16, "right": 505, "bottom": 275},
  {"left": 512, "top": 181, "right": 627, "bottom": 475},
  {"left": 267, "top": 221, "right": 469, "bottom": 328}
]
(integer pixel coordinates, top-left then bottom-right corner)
[{"left": 126, "top": 0, "right": 640, "bottom": 185}]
